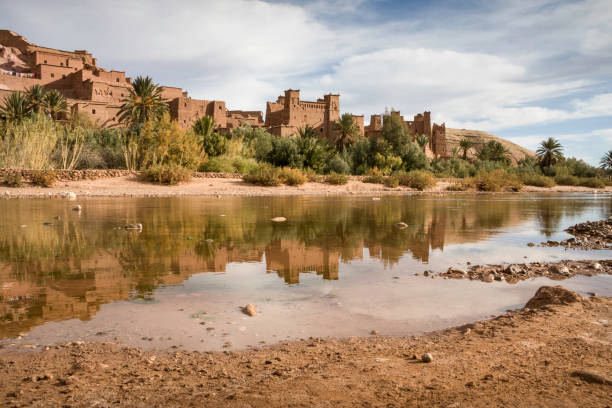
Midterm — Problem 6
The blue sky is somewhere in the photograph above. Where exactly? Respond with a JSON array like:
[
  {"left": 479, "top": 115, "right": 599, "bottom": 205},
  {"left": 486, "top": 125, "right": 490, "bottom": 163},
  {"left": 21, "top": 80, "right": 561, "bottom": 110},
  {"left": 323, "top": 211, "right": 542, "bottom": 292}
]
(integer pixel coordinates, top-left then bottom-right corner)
[{"left": 2, "top": 0, "right": 611, "bottom": 164}]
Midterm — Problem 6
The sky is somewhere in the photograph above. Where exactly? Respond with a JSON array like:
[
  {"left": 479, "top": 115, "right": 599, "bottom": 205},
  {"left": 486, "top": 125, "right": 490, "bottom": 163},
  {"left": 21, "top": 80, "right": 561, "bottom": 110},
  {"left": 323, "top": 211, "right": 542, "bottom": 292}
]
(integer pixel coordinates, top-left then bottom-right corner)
[{"left": 2, "top": 0, "right": 611, "bottom": 164}]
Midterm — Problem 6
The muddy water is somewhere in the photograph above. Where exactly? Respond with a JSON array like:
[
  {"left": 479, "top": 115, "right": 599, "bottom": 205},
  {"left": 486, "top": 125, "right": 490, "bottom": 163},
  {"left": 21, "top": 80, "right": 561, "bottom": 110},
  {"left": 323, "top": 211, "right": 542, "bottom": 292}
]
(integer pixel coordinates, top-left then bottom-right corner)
[{"left": 1, "top": 193, "right": 611, "bottom": 350}]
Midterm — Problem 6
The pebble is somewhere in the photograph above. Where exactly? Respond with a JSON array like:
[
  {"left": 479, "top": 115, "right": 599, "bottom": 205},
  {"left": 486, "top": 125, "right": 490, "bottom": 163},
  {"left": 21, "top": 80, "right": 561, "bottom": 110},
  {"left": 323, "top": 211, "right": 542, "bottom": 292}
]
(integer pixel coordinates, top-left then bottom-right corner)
[
  {"left": 270, "top": 217, "right": 286, "bottom": 222},
  {"left": 72, "top": 205, "right": 82, "bottom": 211},
  {"left": 242, "top": 304, "right": 257, "bottom": 317},
  {"left": 370, "top": 330, "right": 378, "bottom": 335},
  {"left": 421, "top": 353, "right": 433, "bottom": 363},
  {"left": 394, "top": 222, "right": 408, "bottom": 229}
]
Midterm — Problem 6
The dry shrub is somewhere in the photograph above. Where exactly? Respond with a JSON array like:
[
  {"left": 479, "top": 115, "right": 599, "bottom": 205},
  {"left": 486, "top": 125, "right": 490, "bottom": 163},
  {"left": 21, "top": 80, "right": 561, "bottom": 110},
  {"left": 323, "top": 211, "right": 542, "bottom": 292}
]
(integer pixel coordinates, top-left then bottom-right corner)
[
  {"left": 383, "top": 176, "right": 399, "bottom": 188},
  {"left": 555, "top": 175, "right": 579, "bottom": 186},
  {"left": 243, "top": 164, "right": 282, "bottom": 186},
  {"left": 398, "top": 170, "right": 436, "bottom": 191},
  {"left": 325, "top": 172, "right": 348, "bottom": 185},
  {"left": 473, "top": 169, "right": 522, "bottom": 192},
  {"left": 30, "top": 170, "right": 57, "bottom": 187},
  {"left": 140, "top": 164, "right": 192, "bottom": 185},
  {"left": 280, "top": 167, "right": 307, "bottom": 186},
  {"left": 579, "top": 178, "right": 606, "bottom": 189},
  {"left": 521, "top": 174, "right": 555, "bottom": 188}
]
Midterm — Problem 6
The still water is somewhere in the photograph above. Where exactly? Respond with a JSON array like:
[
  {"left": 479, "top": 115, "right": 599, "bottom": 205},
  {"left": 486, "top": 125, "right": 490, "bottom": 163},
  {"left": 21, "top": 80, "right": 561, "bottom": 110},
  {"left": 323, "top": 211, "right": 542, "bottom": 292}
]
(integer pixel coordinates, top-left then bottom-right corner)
[{"left": 1, "top": 193, "right": 611, "bottom": 350}]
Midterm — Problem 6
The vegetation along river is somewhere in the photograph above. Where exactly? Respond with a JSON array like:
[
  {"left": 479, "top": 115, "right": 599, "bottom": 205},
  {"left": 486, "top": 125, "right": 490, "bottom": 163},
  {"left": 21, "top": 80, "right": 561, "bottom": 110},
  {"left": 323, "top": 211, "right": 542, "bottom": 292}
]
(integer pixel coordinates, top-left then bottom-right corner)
[{"left": 1, "top": 193, "right": 611, "bottom": 351}]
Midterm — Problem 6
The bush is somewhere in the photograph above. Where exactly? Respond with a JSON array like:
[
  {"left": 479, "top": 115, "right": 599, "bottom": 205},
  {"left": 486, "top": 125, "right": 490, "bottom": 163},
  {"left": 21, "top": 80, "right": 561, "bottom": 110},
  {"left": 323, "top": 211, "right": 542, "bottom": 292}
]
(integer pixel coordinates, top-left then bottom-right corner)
[
  {"left": 397, "top": 170, "right": 436, "bottom": 191},
  {"left": 521, "top": 174, "right": 555, "bottom": 188},
  {"left": 30, "top": 170, "right": 56, "bottom": 187},
  {"left": 280, "top": 167, "right": 307, "bottom": 186},
  {"left": 555, "top": 174, "right": 579, "bottom": 186},
  {"left": 363, "top": 168, "right": 385, "bottom": 184},
  {"left": 383, "top": 176, "right": 399, "bottom": 188},
  {"left": 446, "top": 183, "right": 469, "bottom": 191},
  {"left": 0, "top": 112, "right": 58, "bottom": 170},
  {"left": 325, "top": 172, "right": 348, "bottom": 185},
  {"left": 199, "top": 155, "right": 258, "bottom": 174},
  {"left": 243, "top": 164, "right": 282, "bottom": 186},
  {"left": 327, "top": 155, "right": 351, "bottom": 174},
  {"left": 473, "top": 169, "right": 522, "bottom": 192},
  {"left": 579, "top": 178, "right": 606, "bottom": 189},
  {"left": 2, "top": 172, "right": 22, "bottom": 187},
  {"left": 303, "top": 168, "right": 322, "bottom": 182},
  {"left": 140, "top": 164, "right": 192, "bottom": 185}
]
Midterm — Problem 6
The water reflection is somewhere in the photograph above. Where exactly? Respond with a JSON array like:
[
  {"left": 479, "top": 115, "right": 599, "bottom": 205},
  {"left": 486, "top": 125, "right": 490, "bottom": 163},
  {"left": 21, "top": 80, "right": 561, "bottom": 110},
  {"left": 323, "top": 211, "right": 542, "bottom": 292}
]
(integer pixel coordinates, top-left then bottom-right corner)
[{"left": 0, "top": 194, "right": 609, "bottom": 339}]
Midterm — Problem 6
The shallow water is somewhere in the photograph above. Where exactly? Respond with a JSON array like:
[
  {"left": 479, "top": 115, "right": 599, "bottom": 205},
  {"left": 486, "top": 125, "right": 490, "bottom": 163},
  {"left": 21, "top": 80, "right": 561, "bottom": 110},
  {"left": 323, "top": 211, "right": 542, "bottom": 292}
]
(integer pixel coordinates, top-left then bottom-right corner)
[{"left": 1, "top": 193, "right": 611, "bottom": 350}]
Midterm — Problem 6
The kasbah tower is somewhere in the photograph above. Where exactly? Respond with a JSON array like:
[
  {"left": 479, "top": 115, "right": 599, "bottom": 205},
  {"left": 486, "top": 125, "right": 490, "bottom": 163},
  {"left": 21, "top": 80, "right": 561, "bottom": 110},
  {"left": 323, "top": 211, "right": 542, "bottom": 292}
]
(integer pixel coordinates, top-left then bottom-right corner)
[{"left": 0, "top": 30, "right": 448, "bottom": 158}]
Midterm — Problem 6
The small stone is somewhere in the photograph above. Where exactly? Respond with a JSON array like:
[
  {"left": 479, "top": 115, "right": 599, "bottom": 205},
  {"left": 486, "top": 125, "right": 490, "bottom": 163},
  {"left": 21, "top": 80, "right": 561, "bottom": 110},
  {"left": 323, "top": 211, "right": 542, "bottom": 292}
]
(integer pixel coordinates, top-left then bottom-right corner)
[
  {"left": 124, "top": 223, "right": 143, "bottom": 231},
  {"left": 72, "top": 205, "right": 82, "bottom": 212},
  {"left": 527, "top": 242, "right": 535, "bottom": 247},
  {"left": 242, "top": 304, "right": 257, "bottom": 317},
  {"left": 421, "top": 353, "right": 433, "bottom": 363},
  {"left": 394, "top": 222, "right": 408, "bottom": 229},
  {"left": 270, "top": 217, "right": 286, "bottom": 222},
  {"left": 592, "top": 262, "right": 602, "bottom": 270},
  {"left": 370, "top": 330, "right": 378, "bottom": 335},
  {"left": 65, "top": 191, "right": 77, "bottom": 200}
]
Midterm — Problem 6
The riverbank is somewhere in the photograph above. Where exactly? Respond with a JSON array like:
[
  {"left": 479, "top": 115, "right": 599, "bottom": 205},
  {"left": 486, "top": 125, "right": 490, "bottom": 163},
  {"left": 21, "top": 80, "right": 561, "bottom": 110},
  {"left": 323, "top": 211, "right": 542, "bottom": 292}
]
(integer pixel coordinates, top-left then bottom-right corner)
[
  {"left": 2, "top": 174, "right": 611, "bottom": 198},
  {"left": 1, "top": 286, "right": 610, "bottom": 407}
]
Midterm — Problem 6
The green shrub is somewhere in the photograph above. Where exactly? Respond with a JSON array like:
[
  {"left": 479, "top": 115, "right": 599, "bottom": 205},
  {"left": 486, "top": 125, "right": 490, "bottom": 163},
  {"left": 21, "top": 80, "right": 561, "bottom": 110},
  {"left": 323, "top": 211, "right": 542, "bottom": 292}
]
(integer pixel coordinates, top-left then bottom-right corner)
[
  {"left": 140, "top": 164, "right": 192, "bottom": 185},
  {"left": 280, "top": 167, "right": 307, "bottom": 186},
  {"left": 473, "top": 169, "right": 522, "bottom": 192},
  {"left": 30, "top": 170, "right": 56, "bottom": 187},
  {"left": 579, "top": 178, "right": 606, "bottom": 189},
  {"left": 363, "top": 168, "right": 385, "bottom": 184},
  {"left": 199, "top": 155, "right": 258, "bottom": 174},
  {"left": 397, "top": 170, "right": 436, "bottom": 191},
  {"left": 2, "top": 172, "right": 22, "bottom": 187},
  {"left": 243, "top": 164, "right": 282, "bottom": 186},
  {"left": 325, "top": 172, "right": 348, "bottom": 185},
  {"left": 521, "top": 174, "right": 555, "bottom": 188},
  {"left": 327, "top": 156, "right": 350, "bottom": 174},
  {"left": 555, "top": 174, "right": 579, "bottom": 186},
  {"left": 383, "top": 176, "right": 399, "bottom": 188}
]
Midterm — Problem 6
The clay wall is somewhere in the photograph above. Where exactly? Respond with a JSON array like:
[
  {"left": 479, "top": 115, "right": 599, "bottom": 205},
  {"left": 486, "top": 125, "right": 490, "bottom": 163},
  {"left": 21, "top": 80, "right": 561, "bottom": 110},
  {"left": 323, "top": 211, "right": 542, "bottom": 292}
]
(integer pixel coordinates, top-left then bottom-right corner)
[
  {"left": 0, "top": 72, "right": 41, "bottom": 91},
  {"left": 352, "top": 115, "right": 364, "bottom": 137},
  {"left": 431, "top": 123, "right": 446, "bottom": 157},
  {"left": 226, "top": 110, "right": 264, "bottom": 130},
  {"left": 168, "top": 97, "right": 228, "bottom": 129},
  {"left": 160, "top": 86, "right": 183, "bottom": 100},
  {"left": 71, "top": 101, "right": 121, "bottom": 127},
  {"left": 364, "top": 114, "right": 382, "bottom": 138}
]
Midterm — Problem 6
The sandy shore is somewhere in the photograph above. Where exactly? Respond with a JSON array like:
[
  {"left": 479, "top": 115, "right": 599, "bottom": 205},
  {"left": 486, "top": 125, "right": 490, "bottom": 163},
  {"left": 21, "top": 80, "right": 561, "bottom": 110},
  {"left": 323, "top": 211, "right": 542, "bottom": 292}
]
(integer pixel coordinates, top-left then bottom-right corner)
[
  {"left": 2, "top": 175, "right": 610, "bottom": 198},
  {"left": 1, "top": 286, "right": 610, "bottom": 407}
]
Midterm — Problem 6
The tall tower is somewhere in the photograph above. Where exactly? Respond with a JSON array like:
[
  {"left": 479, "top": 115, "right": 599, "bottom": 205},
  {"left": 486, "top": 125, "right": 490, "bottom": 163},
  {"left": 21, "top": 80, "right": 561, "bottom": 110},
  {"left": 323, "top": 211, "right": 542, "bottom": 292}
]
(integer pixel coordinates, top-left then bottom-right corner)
[
  {"left": 283, "top": 89, "right": 300, "bottom": 125},
  {"left": 323, "top": 94, "right": 340, "bottom": 140}
]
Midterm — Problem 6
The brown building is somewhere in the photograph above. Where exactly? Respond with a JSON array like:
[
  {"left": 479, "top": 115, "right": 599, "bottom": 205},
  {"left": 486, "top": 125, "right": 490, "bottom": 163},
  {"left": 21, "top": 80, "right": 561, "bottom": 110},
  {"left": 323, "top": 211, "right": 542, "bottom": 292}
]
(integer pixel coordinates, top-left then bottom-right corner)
[
  {"left": 1, "top": 30, "right": 446, "bottom": 156},
  {"left": 265, "top": 89, "right": 340, "bottom": 140}
]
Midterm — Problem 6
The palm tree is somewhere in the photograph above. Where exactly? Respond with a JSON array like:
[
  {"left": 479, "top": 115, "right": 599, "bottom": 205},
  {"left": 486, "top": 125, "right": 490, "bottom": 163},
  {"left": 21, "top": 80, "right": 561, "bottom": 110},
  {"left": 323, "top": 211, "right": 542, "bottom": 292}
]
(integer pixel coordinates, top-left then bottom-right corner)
[
  {"left": 25, "top": 85, "right": 46, "bottom": 113},
  {"left": 416, "top": 134, "right": 429, "bottom": 151},
  {"left": 477, "top": 140, "right": 510, "bottom": 163},
  {"left": 451, "top": 145, "right": 461, "bottom": 158},
  {"left": 600, "top": 150, "right": 612, "bottom": 171},
  {"left": 297, "top": 124, "right": 319, "bottom": 139},
  {"left": 459, "top": 138, "right": 473, "bottom": 160},
  {"left": 0, "top": 92, "right": 31, "bottom": 122},
  {"left": 192, "top": 116, "right": 216, "bottom": 138},
  {"left": 333, "top": 113, "right": 359, "bottom": 151},
  {"left": 536, "top": 137, "right": 564, "bottom": 168},
  {"left": 118, "top": 76, "right": 168, "bottom": 125},
  {"left": 42, "top": 89, "right": 68, "bottom": 120}
]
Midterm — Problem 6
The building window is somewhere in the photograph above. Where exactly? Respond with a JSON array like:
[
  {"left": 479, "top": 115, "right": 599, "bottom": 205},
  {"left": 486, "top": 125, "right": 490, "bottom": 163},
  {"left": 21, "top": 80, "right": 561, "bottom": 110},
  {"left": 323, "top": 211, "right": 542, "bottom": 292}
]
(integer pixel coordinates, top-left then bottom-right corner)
[
  {"left": 60, "top": 62, "right": 63, "bottom": 66},
  {"left": 184, "top": 103, "right": 187, "bottom": 107},
  {"left": 62, "top": 75, "right": 66, "bottom": 79},
  {"left": 44, "top": 60, "right": 47, "bottom": 64},
  {"left": 116, "top": 78, "right": 120, "bottom": 82},
  {"left": 50, "top": 73, "right": 55, "bottom": 78},
  {"left": 92, "top": 109, "right": 96, "bottom": 114}
]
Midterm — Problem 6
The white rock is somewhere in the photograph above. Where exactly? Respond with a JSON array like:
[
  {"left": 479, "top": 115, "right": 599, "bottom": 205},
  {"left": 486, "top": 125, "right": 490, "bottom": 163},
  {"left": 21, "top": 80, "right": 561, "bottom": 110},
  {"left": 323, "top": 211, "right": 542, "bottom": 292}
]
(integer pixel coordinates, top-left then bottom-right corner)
[
  {"left": 64, "top": 191, "right": 77, "bottom": 200},
  {"left": 421, "top": 353, "right": 433, "bottom": 363},
  {"left": 271, "top": 217, "right": 287, "bottom": 222}
]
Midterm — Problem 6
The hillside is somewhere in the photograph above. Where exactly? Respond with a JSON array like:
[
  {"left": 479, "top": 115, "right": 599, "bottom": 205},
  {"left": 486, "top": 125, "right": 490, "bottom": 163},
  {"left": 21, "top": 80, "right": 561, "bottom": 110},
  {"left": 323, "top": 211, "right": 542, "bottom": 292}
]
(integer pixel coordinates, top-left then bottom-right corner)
[{"left": 445, "top": 128, "right": 535, "bottom": 164}]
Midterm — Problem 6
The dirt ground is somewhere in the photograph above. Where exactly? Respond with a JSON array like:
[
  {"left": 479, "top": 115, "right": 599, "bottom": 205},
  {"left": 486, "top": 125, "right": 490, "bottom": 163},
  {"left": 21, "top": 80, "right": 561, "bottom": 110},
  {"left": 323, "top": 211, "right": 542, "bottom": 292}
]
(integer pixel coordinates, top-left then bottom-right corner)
[
  {"left": 1, "top": 175, "right": 610, "bottom": 198},
  {"left": 0, "top": 286, "right": 610, "bottom": 407}
]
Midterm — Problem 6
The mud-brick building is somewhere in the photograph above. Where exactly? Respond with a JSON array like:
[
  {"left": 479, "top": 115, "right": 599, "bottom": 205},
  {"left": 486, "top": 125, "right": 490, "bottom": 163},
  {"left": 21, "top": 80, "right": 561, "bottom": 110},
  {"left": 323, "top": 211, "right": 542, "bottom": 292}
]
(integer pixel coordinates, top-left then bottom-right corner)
[{"left": 265, "top": 89, "right": 340, "bottom": 140}]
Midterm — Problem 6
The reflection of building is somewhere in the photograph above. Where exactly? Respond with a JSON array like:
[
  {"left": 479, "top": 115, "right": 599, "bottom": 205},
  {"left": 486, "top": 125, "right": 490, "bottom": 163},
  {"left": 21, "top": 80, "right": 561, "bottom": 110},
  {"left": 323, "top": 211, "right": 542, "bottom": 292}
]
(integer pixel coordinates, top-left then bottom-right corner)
[{"left": 265, "top": 240, "right": 339, "bottom": 284}]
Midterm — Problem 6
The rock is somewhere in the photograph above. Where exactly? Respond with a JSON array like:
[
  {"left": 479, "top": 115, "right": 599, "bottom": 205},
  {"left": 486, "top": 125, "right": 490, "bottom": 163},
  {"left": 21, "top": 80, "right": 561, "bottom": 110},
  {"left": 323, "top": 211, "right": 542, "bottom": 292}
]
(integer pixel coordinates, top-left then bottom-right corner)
[
  {"left": 570, "top": 370, "right": 612, "bottom": 385},
  {"left": 525, "top": 286, "right": 581, "bottom": 309},
  {"left": 42, "top": 222, "right": 53, "bottom": 226},
  {"left": 72, "top": 205, "right": 82, "bottom": 212},
  {"left": 270, "top": 217, "right": 286, "bottom": 222},
  {"left": 64, "top": 191, "right": 77, "bottom": 200},
  {"left": 423, "top": 270, "right": 430, "bottom": 277},
  {"left": 505, "top": 264, "right": 522, "bottom": 275},
  {"left": 527, "top": 242, "right": 535, "bottom": 247},
  {"left": 370, "top": 330, "right": 378, "bottom": 335},
  {"left": 482, "top": 273, "right": 495, "bottom": 283},
  {"left": 592, "top": 262, "right": 602, "bottom": 270},
  {"left": 551, "top": 265, "right": 570, "bottom": 276},
  {"left": 124, "top": 223, "right": 143, "bottom": 231},
  {"left": 494, "top": 275, "right": 503, "bottom": 281},
  {"left": 241, "top": 304, "right": 257, "bottom": 317},
  {"left": 447, "top": 267, "right": 466, "bottom": 277},
  {"left": 421, "top": 353, "right": 433, "bottom": 363},
  {"left": 394, "top": 222, "right": 408, "bottom": 229}
]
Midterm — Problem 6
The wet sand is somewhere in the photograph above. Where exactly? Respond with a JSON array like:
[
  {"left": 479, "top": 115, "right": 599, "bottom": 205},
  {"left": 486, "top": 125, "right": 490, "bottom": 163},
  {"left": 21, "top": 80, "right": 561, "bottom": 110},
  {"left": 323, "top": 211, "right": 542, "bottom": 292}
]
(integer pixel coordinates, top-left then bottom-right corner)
[
  {"left": 0, "top": 287, "right": 610, "bottom": 407},
  {"left": 2, "top": 175, "right": 610, "bottom": 198}
]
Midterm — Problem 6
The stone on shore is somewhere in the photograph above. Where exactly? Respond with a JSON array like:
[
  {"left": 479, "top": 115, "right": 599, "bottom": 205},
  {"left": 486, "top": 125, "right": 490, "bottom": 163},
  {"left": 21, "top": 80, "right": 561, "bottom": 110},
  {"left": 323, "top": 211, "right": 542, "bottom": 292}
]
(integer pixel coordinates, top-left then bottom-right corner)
[
  {"left": 525, "top": 286, "right": 581, "bottom": 309},
  {"left": 242, "top": 304, "right": 257, "bottom": 317}
]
